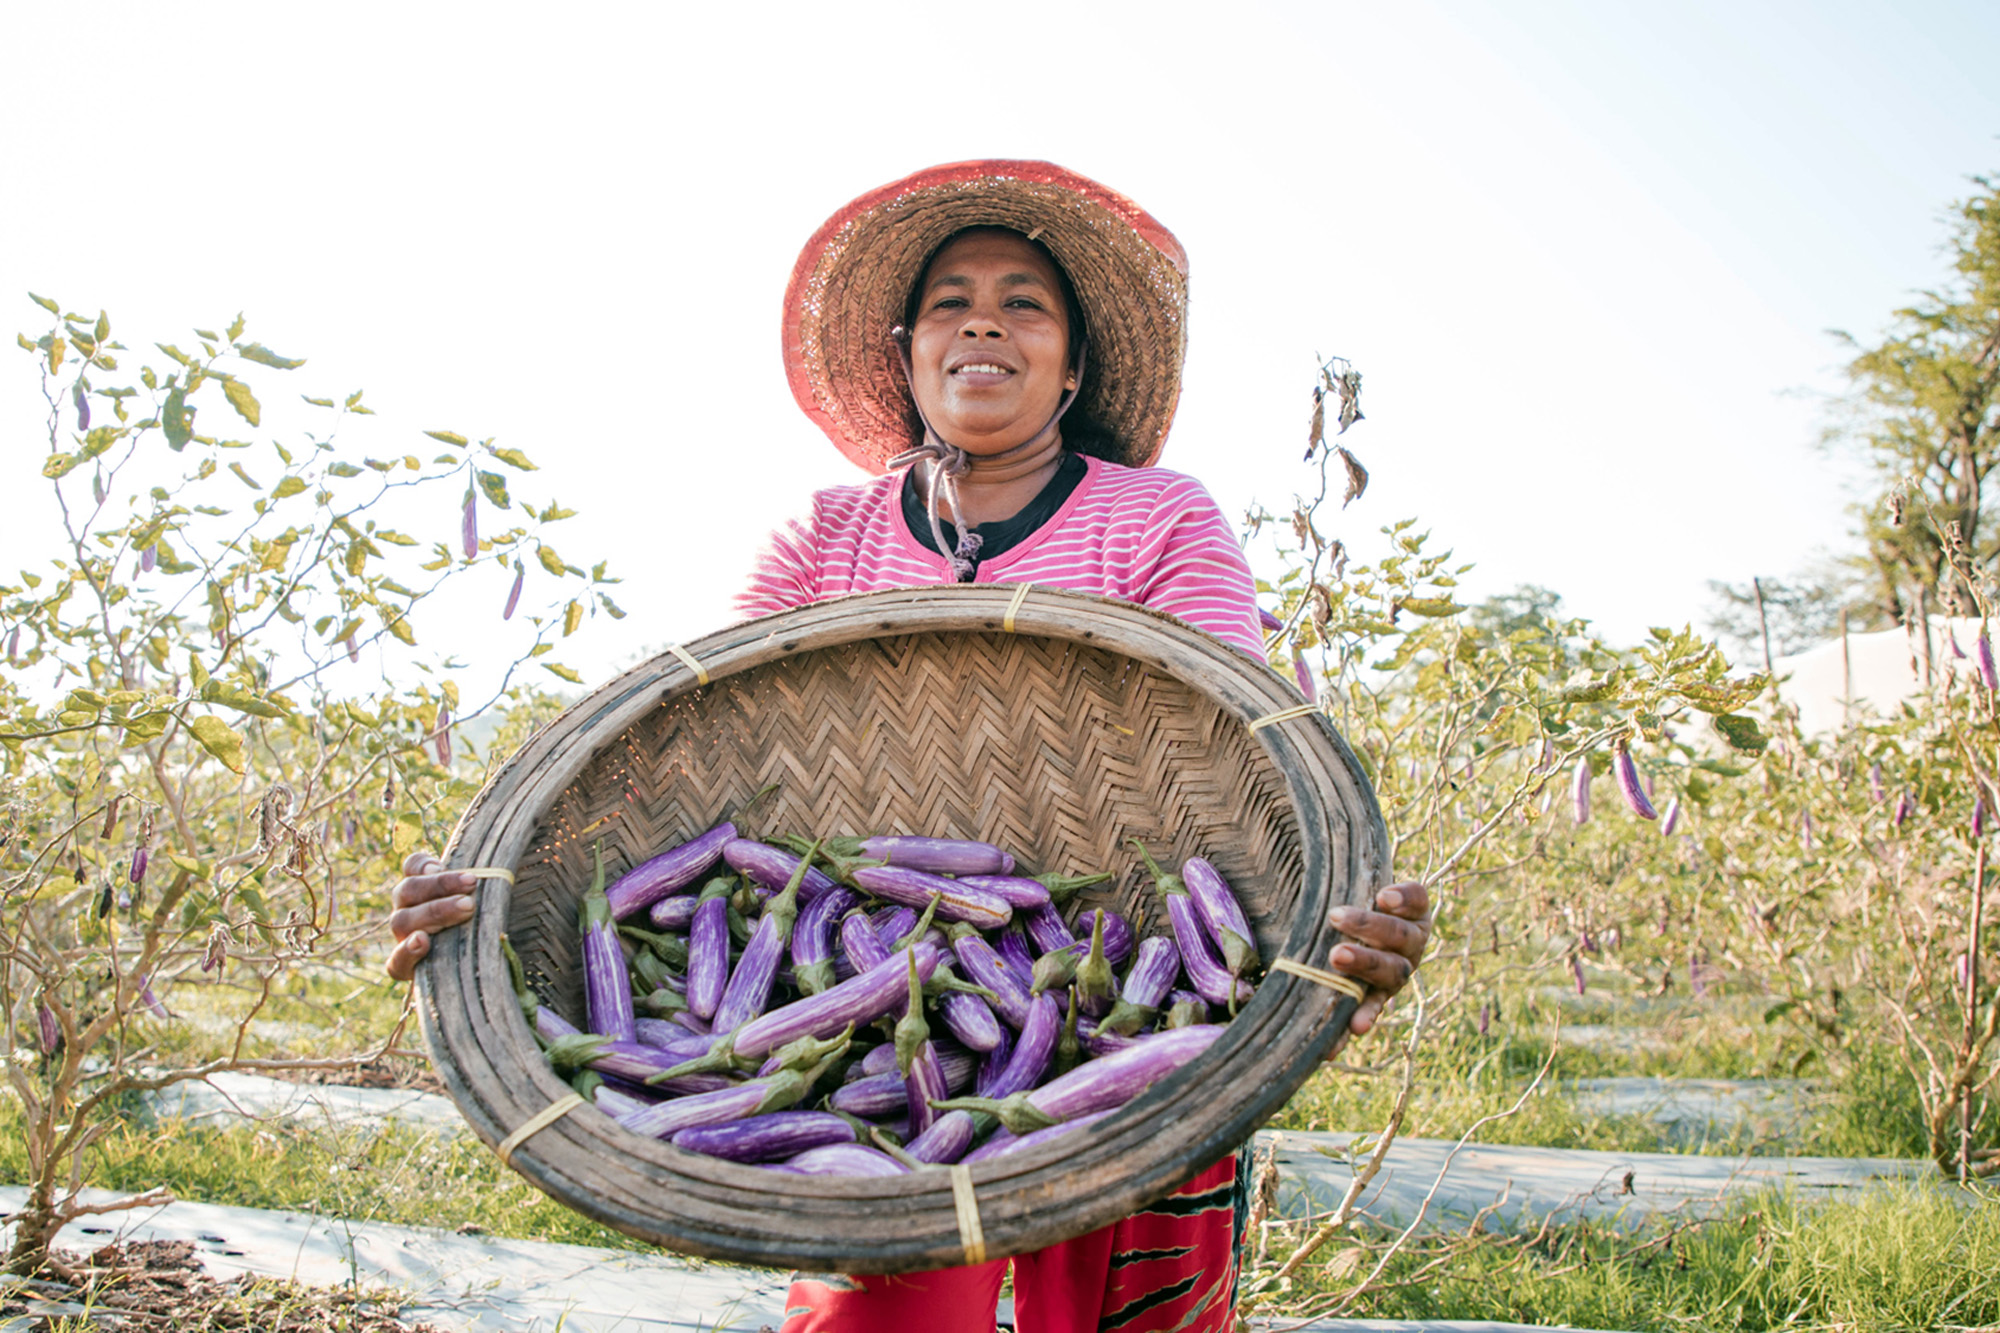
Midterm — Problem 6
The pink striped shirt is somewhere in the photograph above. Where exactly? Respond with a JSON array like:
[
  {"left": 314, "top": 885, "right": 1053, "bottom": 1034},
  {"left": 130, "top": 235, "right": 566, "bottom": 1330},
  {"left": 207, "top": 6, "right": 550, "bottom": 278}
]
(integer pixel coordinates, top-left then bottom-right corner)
[{"left": 737, "top": 454, "right": 1264, "bottom": 659}]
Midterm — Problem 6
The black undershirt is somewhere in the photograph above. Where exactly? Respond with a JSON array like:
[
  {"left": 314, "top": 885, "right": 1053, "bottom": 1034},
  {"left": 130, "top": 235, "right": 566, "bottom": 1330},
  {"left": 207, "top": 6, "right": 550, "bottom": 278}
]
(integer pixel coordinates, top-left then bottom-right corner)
[{"left": 901, "top": 452, "right": 1088, "bottom": 578}]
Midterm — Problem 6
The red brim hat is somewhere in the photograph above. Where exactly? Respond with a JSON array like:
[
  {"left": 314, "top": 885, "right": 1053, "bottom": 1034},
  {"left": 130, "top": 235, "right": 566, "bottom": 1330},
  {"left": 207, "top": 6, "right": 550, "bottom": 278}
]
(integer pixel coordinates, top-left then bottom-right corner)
[{"left": 783, "top": 160, "right": 1189, "bottom": 474}]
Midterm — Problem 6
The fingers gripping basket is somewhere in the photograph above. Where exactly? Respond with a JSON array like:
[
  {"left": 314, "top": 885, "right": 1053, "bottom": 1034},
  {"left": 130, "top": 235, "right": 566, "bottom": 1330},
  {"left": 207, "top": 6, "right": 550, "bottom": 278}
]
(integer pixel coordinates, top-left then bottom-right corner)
[{"left": 418, "top": 586, "right": 1388, "bottom": 1273}]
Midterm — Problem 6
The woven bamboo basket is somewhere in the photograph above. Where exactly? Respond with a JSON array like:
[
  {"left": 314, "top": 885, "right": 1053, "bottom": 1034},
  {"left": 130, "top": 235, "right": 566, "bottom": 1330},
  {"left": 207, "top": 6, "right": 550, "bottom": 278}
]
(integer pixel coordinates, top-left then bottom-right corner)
[{"left": 417, "top": 585, "right": 1387, "bottom": 1273}]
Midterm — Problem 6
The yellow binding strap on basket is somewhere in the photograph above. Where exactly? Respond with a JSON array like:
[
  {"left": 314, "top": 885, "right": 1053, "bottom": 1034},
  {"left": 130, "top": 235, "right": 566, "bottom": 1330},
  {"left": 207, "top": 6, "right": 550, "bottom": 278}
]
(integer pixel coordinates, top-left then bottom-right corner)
[
  {"left": 1002, "top": 582, "right": 1035, "bottom": 634},
  {"left": 949, "top": 1162, "right": 987, "bottom": 1266},
  {"left": 496, "top": 1092, "right": 587, "bottom": 1169},
  {"left": 1271, "top": 957, "right": 1369, "bottom": 1002},
  {"left": 665, "top": 642, "right": 710, "bottom": 686},
  {"left": 1247, "top": 703, "right": 1321, "bottom": 734},
  {"left": 461, "top": 867, "right": 516, "bottom": 886}
]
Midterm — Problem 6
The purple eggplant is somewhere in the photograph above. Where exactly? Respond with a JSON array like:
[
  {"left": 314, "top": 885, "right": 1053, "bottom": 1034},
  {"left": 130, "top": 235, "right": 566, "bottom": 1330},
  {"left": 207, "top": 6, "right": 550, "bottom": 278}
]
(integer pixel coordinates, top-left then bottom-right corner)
[
  {"left": 730, "top": 943, "right": 943, "bottom": 1060},
  {"left": 996, "top": 926, "right": 1036, "bottom": 978},
  {"left": 37, "top": 1003, "right": 60, "bottom": 1055},
  {"left": 1130, "top": 840, "right": 1251, "bottom": 1010},
  {"left": 964, "top": 1109, "right": 1113, "bottom": 1164},
  {"left": 1292, "top": 650, "right": 1316, "bottom": 702},
  {"left": 843, "top": 909, "right": 890, "bottom": 974},
  {"left": 581, "top": 845, "right": 637, "bottom": 1042},
  {"left": 954, "top": 874, "right": 1054, "bottom": 910},
  {"left": 1101, "top": 935, "right": 1180, "bottom": 1036},
  {"left": 1613, "top": 745, "right": 1658, "bottom": 821},
  {"left": 1981, "top": 632, "right": 1998, "bottom": 691},
  {"left": 849, "top": 864, "right": 1012, "bottom": 930},
  {"left": 130, "top": 845, "right": 148, "bottom": 885},
  {"left": 1164, "top": 990, "right": 1209, "bottom": 1028},
  {"left": 980, "top": 992, "right": 1060, "bottom": 1100},
  {"left": 936, "top": 982, "right": 1004, "bottom": 1053},
  {"left": 830, "top": 1051, "right": 978, "bottom": 1117},
  {"left": 633, "top": 1018, "right": 710, "bottom": 1057},
  {"left": 793, "top": 885, "right": 860, "bottom": 995},
  {"left": 461, "top": 492, "right": 479, "bottom": 559},
  {"left": 783, "top": 1143, "right": 909, "bottom": 1176},
  {"left": 952, "top": 928, "right": 1032, "bottom": 1028},
  {"left": 903, "top": 1109, "right": 977, "bottom": 1165},
  {"left": 1572, "top": 756, "right": 1592, "bottom": 826},
  {"left": 807, "top": 834, "right": 1014, "bottom": 878},
  {"left": 543, "top": 1034, "right": 736, "bottom": 1096},
  {"left": 502, "top": 563, "right": 524, "bottom": 620},
  {"left": 892, "top": 952, "right": 942, "bottom": 1136},
  {"left": 932, "top": 1024, "right": 1225, "bottom": 1133},
  {"left": 977, "top": 1023, "right": 1015, "bottom": 1097},
  {"left": 536, "top": 1004, "right": 581, "bottom": 1045},
  {"left": 1073, "top": 909, "right": 1135, "bottom": 968},
  {"left": 1022, "top": 902, "right": 1076, "bottom": 954},
  {"left": 648, "top": 895, "right": 698, "bottom": 932},
  {"left": 673, "top": 1110, "right": 857, "bottom": 1163},
  {"left": 1179, "top": 859, "right": 1258, "bottom": 976},
  {"left": 606, "top": 822, "right": 736, "bottom": 920},
  {"left": 712, "top": 840, "right": 819, "bottom": 1034},
  {"left": 1077, "top": 1019, "right": 1138, "bottom": 1058},
  {"left": 726, "top": 839, "right": 840, "bottom": 903},
  {"left": 906, "top": 1041, "right": 946, "bottom": 1138},
  {"left": 1660, "top": 798, "right": 1682, "bottom": 838},
  {"left": 871, "top": 906, "right": 917, "bottom": 951},
  {"left": 591, "top": 1084, "right": 653, "bottom": 1119},
  {"left": 619, "top": 1057, "right": 838, "bottom": 1141}
]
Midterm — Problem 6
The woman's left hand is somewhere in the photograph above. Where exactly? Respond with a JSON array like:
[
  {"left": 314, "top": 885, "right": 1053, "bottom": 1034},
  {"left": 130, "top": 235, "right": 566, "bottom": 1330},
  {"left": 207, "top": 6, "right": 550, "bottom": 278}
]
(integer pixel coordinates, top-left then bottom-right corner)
[{"left": 1326, "top": 882, "right": 1431, "bottom": 1036}]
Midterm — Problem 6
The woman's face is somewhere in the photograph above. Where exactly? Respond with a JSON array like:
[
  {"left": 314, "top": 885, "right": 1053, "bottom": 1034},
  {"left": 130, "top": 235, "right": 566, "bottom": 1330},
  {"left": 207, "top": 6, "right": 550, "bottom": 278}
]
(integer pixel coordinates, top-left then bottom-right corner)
[{"left": 907, "top": 229, "right": 1076, "bottom": 455}]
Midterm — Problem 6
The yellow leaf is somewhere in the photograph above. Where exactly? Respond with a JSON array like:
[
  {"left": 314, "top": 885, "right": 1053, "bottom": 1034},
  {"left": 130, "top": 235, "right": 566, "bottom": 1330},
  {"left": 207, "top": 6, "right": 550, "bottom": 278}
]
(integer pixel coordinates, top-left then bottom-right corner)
[
  {"left": 221, "top": 377, "right": 261, "bottom": 426},
  {"left": 238, "top": 343, "right": 304, "bottom": 370},
  {"left": 537, "top": 545, "right": 566, "bottom": 578},
  {"left": 188, "top": 714, "right": 246, "bottom": 774},
  {"left": 381, "top": 607, "right": 416, "bottom": 645},
  {"left": 228, "top": 462, "right": 262, "bottom": 490},
  {"left": 490, "top": 446, "right": 537, "bottom": 471},
  {"left": 563, "top": 599, "right": 583, "bottom": 636},
  {"left": 272, "top": 476, "right": 307, "bottom": 499},
  {"left": 391, "top": 812, "right": 423, "bottom": 859},
  {"left": 42, "top": 452, "right": 78, "bottom": 479},
  {"left": 425, "top": 430, "right": 468, "bottom": 446},
  {"left": 543, "top": 662, "right": 581, "bottom": 684}
]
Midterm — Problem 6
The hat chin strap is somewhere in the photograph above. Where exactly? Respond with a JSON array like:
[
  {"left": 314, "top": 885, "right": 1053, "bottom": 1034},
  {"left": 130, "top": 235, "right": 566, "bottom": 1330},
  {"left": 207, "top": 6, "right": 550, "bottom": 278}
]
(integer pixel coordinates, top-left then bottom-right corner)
[{"left": 886, "top": 330, "right": 1089, "bottom": 583}]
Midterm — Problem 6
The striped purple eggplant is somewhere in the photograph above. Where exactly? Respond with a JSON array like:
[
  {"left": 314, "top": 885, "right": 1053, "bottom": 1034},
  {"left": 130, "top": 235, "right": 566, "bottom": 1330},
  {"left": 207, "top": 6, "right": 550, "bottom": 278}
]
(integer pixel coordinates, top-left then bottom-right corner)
[
  {"left": 954, "top": 875, "right": 1054, "bottom": 910},
  {"left": 730, "top": 943, "right": 944, "bottom": 1060},
  {"left": 1981, "top": 632, "right": 1998, "bottom": 691},
  {"left": 1292, "top": 650, "right": 1315, "bottom": 702},
  {"left": 977, "top": 1023, "right": 1015, "bottom": 1097},
  {"left": 997, "top": 926, "right": 1036, "bottom": 978},
  {"left": 829, "top": 1052, "right": 978, "bottom": 1117},
  {"left": 1869, "top": 761, "right": 1885, "bottom": 803},
  {"left": 606, "top": 822, "right": 736, "bottom": 920},
  {"left": 1022, "top": 902, "right": 1076, "bottom": 954},
  {"left": 536, "top": 1005, "right": 581, "bottom": 1044},
  {"left": 130, "top": 845, "right": 148, "bottom": 885},
  {"left": 964, "top": 1109, "right": 1114, "bottom": 1164},
  {"left": 793, "top": 885, "right": 860, "bottom": 995},
  {"left": 502, "top": 562, "right": 523, "bottom": 619},
  {"left": 591, "top": 1083, "right": 654, "bottom": 1119},
  {"left": 1077, "top": 1019, "right": 1138, "bottom": 1058},
  {"left": 1130, "top": 841, "right": 1251, "bottom": 1010},
  {"left": 1572, "top": 756, "right": 1592, "bottom": 825},
  {"left": 951, "top": 929, "right": 1032, "bottom": 1029},
  {"left": 1101, "top": 935, "right": 1180, "bottom": 1036},
  {"left": 843, "top": 909, "right": 890, "bottom": 974},
  {"left": 871, "top": 906, "right": 917, "bottom": 951},
  {"left": 936, "top": 982, "right": 1004, "bottom": 1053},
  {"left": 903, "top": 1109, "right": 977, "bottom": 1164},
  {"left": 684, "top": 880, "right": 732, "bottom": 1016},
  {"left": 37, "top": 1003, "right": 59, "bottom": 1055},
  {"left": 1180, "top": 859, "right": 1258, "bottom": 976},
  {"left": 932, "top": 1023, "right": 1226, "bottom": 1133},
  {"left": 543, "top": 1034, "right": 736, "bottom": 1095},
  {"left": 1612, "top": 745, "right": 1658, "bottom": 821},
  {"left": 633, "top": 1018, "right": 711, "bottom": 1057},
  {"left": 138, "top": 980, "right": 170, "bottom": 1020},
  {"left": 1258, "top": 606, "right": 1284, "bottom": 633},
  {"left": 712, "top": 841, "right": 819, "bottom": 1034},
  {"left": 849, "top": 864, "right": 1012, "bottom": 930},
  {"left": 1894, "top": 791, "right": 1913, "bottom": 828},
  {"left": 1660, "top": 798, "right": 1682, "bottom": 838},
  {"left": 619, "top": 1057, "right": 839, "bottom": 1141},
  {"left": 981, "top": 992, "right": 1060, "bottom": 1100},
  {"left": 1073, "top": 909, "right": 1135, "bottom": 968},
  {"left": 1164, "top": 991, "right": 1208, "bottom": 1028},
  {"left": 461, "top": 491, "right": 479, "bottom": 559},
  {"left": 906, "top": 1041, "right": 946, "bottom": 1138},
  {"left": 783, "top": 1143, "right": 909, "bottom": 1176},
  {"left": 813, "top": 834, "right": 1014, "bottom": 877},
  {"left": 580, "top": 846, "right": 636, "bottom": 1042},
  {"left": 724, "top": 839, "right": 839, "bottom": 904},
  {"left": 855, "top": 1038, "right": 972, "bottom": 1082},
  {"left": 648, "top": 895, "right": 698, "bottom": 932},
  {"left": 673, "top": 1110, "right": 857, "bottom": 1163}
]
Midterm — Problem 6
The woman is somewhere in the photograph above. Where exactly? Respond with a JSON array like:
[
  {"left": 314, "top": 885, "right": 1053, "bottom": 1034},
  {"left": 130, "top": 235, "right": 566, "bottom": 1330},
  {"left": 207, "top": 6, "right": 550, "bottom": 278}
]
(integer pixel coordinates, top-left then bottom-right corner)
[{"left": 389, "top": 161, "right": 1430, "bottom": 1331}]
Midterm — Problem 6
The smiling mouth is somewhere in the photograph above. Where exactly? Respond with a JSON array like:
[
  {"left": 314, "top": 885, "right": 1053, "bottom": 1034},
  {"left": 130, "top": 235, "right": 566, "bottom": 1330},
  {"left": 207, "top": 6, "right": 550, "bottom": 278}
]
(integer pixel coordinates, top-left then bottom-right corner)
[{"left": 951, "top": 363, "right": 1014, "bottom": 376}]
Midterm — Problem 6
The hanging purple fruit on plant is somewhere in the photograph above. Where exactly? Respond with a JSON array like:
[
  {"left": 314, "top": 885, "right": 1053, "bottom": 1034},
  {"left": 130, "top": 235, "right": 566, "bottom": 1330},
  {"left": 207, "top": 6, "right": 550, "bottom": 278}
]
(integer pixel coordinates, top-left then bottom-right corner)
[
  {"left": 1660, "top": 798, "right": 1681, "bottom": 838},
  {"left": 1869, "top": 762, "right": 1884, "bottom": 804},
  {"left": 434, "top": 707, "right": 452, "bottom": 765},
  {"left": 503, "top": 563, "right": 524, "bottom": 620},
  {"left": 1974, "top": 794, "right": 1987, "bottom": 840},
  {"left": 1571, "top": 756, "right": 1592, "bottom": 826},
  {"left": 1894, "top": 791, "right": 1913, "bottom": 828},
  {"left": 1980, "top": 632, "right": 1998, "bottom": 691},
  {"left": 73, "top": 383, "right": 90, "bottom": 432},
  {"left": 461, "top": 491, "right": 479, "bottom": 559},
  {"left": 1612, "top": 745, "right": 1657, "bottom": 821}
]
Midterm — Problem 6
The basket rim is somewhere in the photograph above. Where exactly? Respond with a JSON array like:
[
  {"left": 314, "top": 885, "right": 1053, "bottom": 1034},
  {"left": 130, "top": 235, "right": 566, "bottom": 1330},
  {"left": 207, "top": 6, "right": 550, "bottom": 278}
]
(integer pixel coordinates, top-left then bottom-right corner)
[{"left": 417, "top": 585, "right": 1388, "bottom": 1272}]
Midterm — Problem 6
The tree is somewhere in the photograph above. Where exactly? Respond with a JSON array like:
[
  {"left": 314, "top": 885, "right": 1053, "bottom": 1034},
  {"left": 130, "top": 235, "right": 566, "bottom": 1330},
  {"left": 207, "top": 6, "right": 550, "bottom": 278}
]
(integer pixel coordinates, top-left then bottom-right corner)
[{"left": 1835, "top": 174, "right": 2000, "bottom": 620}]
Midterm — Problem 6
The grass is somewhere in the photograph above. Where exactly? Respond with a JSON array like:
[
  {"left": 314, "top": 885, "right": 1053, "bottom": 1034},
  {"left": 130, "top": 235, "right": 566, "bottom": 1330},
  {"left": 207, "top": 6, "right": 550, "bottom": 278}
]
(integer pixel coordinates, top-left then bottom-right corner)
[{"left": 1262, "top": 1183, "right": 2000, "bottom": 1333}]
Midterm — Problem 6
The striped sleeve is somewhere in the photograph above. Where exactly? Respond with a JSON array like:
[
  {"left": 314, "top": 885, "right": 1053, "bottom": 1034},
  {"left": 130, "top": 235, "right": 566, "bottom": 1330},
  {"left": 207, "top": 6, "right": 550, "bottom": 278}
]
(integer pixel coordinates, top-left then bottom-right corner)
[
  {"left": 734, "top": 504, "right": 821, "bottom": 621},
  {"left": 1132, "top": 477, "right": 1264, "bottom": 659}
]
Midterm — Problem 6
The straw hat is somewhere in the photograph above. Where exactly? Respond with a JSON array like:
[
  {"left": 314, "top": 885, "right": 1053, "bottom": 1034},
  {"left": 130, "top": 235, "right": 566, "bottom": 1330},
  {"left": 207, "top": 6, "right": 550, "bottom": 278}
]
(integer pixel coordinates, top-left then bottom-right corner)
[{"left": 782, "top": 160, "right": 1190, "bottom": 474}]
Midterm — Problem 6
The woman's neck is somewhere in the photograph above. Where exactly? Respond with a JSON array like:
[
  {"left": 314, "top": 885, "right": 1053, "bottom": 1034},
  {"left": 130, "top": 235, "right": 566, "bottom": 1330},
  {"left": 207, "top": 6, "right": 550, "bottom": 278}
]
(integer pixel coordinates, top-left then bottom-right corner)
[{"left": 926, "top": 435, "right": 1066, "bottom": 527}]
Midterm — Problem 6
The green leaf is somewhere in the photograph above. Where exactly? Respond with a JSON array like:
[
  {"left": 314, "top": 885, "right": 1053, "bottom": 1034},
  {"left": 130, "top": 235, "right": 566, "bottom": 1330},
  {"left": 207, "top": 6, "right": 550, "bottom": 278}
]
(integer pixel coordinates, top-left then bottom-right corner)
[
  {"left": 424, "top": 429, "right": 468, "bottom": 446},
  {"left": 543, "top": 662, "right": 582, "bottom": 684},
  {"left": 599, "top": 594, "right": 626, "bottom": 620},
  {"left": 563, "top": 599, "right": 583, "bottom": 636},
  {"left": 475, "top": 470, "right": 511, "bottom": 510},
  {"left": 372, "top": 528, "right": 418, "bottom": 546},
  {"left": 226, "top": 313, "right": 245, "bottom": 342},
  {"left": 121, "top": 710, "right": 170, "bottom": 742},
  {"left": 167, "top": 852, "right": 209, "bottom": 879},
  {"left": 490, "top": 446, "right": 537, "bottom": 471},
  {"left": 539, "top": 502, "right": 576, "bottom": 522},
  {"left": 238, "top": 342, "right": 303, "bottom": 370},
  {"left": 1711, "top": 714, "right": 1770, "bottom": 754},
  {"left": 156, "top": 342, "right": 190, "bottom": 366},
  {"left": 326, "top": 461, "right": 363, "bottom": 478},
  {"left": 162, "top": 385, "right": 192, "bottom": 450},
  {"left": 188, "top": 714, "right": 246, "bottom": 774},
  {"left": 195, "top": 328, "right": 219, "bottom": 342},
  {"left": 29, "top": 292, "right": 59, "bottom": 315},
  {"left": 228, "top": 462, "right": 263, "bottom": 490},
  {"left": 1397, "top": 596, "right": 1464, "bottom": 618},
  {"left": 42, "top": 452, "right": 79, "bottom": 479},
  {"left": 221, "top": 377, "right": 261, "bottom": 426},
  {"left": 537, "top": 545, "right": 566, "bottom": 578},
  {"left": 272, "top": 476, "right": 307, "bottom": 499},
  {"left": 199, "top": 680, "right": 288, "bottom": 719},
  {"left": 1762, "top": 1000, "right": 1798, "bottom": 1025}
]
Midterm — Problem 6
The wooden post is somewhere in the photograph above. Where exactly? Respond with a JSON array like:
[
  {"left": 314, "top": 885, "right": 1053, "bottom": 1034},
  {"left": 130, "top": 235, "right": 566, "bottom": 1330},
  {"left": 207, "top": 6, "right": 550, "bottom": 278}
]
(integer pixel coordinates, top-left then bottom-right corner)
[{"left": 1918, "top": 585, "right": 1935, "bottom": 689}]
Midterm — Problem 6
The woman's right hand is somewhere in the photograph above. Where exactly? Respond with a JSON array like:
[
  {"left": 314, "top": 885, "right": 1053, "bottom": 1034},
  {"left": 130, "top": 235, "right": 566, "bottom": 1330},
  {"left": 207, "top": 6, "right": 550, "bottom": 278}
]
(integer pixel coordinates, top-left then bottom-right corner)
[{"left": 386, "top": 851, "right": 479, "bottom": 981}]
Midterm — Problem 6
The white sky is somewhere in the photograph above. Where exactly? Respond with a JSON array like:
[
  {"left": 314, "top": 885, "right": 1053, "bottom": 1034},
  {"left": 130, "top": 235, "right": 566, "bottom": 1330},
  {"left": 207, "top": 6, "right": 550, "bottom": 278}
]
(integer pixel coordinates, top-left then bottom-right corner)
[{"left": 3, "top": 1, "right": 1996, "bottom": 698}]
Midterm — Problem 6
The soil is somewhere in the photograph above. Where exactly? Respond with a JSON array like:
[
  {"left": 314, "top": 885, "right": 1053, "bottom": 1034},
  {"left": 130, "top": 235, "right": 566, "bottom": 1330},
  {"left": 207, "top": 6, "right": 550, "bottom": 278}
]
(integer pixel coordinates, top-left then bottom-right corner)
[{"left": 1, "top": 1239, "right": 449, "bottom": 1330}]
